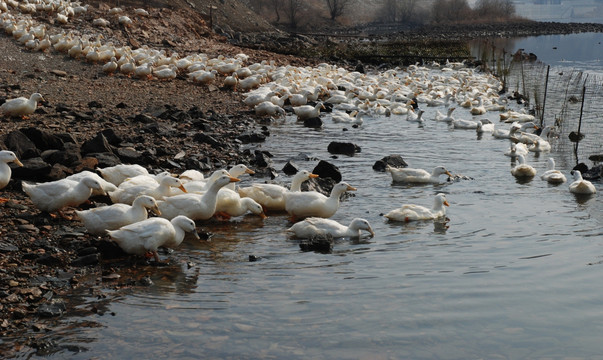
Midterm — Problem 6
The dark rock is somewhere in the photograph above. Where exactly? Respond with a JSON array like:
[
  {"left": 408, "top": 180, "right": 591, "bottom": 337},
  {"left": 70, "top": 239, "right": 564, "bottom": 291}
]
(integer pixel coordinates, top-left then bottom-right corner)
[
  {"left": 55, "top": 133, "right": 77, "bottom": 144},
  {"left": 327, "top": 141, "right": 361, "bottom": 156},
  {"left": 568, "top": 131, "right": 584, "bottom": 142},
  {"left": 254, "top": 150, "right": 273, "bottom": 168},
  {"left": 54, "top": 103, "right": 71, "bottom": 112},
  {"left": 81, "top": 133, "right": 113, "bottom": 155},
  {"left": 87, "top": 100, "right": 103, "bottom": 108},
  {"left": 116, "top": 102, "right": 128, "bottom": 109},
  {"left": 583, "top": 164, "right": 602, "bottom": 181},
  {"left": 573, "top": 163, "right": 589, "bottom": 175},
  {"left": 253, "top": 167, "right": 278, "bottom": 179},
  {"left": 47, "top": 163, "right": 72, "bottom": 181},
  {"left": 248, "top": 255, "right": 260, "bottom": 262},
  {"left": 0, "top": 241, "right": 19, "bottom": 253},
  {"left": 312, "top": 160, "right": 341, "bottom": 182},
  {"left": 373, "top": 155, "right": 408, "bottom": 172},
  {"left": 589, "top": 154, "right": 603, "bottom": 163},
  {"left": 301, "top": 176, "right": 337, "bottom": 196},
  {"left": 71, "top": 254, "right": 100, "bottom": 267},
  {"left": 77, "top": 247, "right": 98, "bottom": 256},
  {"left": 133, "top": 113, "right": 156, "bottom": 124},
  {"left": 36, "top": 254, "right": 63, "bottom": 266},
  {"left": 38, "top": 301, "right": 66, "bottom": 317},
  {"left": 237, "top": 132, "right": 266, "bottom": 143},
  {"left": 41, "top": 149, "right": 80, "bottom": 167},
  {"left": 303, "top": 117, "right": 323, "bottom": 128},
  {"left": 88, "top": 153, "right": 121, "bottom": 168},
  {"left": 12, "top": 157, "right": 52, "bottom": 180},
  {"left": 20, "top": 127, "right": 65, "bottom": 151},
  {"left": 282, "top": 161, "right": 299, "bottom": 175},
  {"left": 299, "top": 234, "right": 333, "bottom": 253},
  {"left": 95, "top": 239, "right": 127, "bottom": 259},
  {"left": 193, "top": 133, "right": 221, "bottom": 148},
  {"left": 100, "top": 129, "right": 123, "bottom": 145},
  {"left": 5, "top": 130, "right": 40, "bottom": 159},
  {"left": 116, "top": 147, "right": 144, "bottom": 164}
]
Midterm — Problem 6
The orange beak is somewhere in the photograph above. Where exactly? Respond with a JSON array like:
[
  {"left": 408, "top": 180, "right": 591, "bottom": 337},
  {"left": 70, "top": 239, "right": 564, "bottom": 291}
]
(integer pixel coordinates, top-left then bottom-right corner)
[
  {"left": 229, "top": 177, "right": 240, "bottom": 182},
  {"left": 178, "top": 184, "right": 187, "bottom": 193},
  {"left": 309, "top": 173, "right": 319, "bottom": 178},
  {"left": 346, "top": 185, "right": 357, "bottom": 191},
  {"left": 444, "top": 200, "right": 450, "bottom": 207}
]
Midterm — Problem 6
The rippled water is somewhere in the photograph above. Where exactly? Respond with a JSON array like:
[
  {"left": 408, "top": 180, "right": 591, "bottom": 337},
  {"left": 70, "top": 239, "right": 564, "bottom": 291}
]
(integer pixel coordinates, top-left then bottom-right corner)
[{"left": 10, "top": 39, "right": 603, "bottom": 360}]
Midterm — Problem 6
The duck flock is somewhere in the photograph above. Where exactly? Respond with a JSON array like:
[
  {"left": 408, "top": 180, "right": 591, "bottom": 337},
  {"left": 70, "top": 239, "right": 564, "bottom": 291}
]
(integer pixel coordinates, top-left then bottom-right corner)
[{"left": 0, "top": 0, "right": 598, "bottom": 261}]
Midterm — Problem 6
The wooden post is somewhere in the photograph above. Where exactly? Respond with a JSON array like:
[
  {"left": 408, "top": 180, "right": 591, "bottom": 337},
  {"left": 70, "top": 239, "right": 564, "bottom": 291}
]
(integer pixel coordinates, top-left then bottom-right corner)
[
  {"left": 540, "top": 65, "right": 550, "bottom": 127},
  {"left": 209, "top": 6, "right": 216, "bottom": 30},
  {"left": 577, "top": 84, "right": 586, "bottom": 138}
]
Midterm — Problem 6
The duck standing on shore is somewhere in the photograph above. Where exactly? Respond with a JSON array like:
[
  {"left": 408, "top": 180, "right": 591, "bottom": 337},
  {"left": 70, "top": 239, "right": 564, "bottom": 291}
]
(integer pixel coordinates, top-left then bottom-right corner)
[{"left": 0, "top": 92, "right": 44, "bottom": 118}]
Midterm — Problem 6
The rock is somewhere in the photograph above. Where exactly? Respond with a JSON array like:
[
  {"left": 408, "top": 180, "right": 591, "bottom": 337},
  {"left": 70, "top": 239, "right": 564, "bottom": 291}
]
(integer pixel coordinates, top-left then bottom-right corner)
[
  {"left": 282, "top": 160, "right": 299, "bottom": 175},
  {"left": 373, "top": 155, "right": 408, "bottom": 172},
  {"left": 237, "top": 132, "right": 266, "bottom": 143},
  {"left": 573, "top": 163, "right": 589, "bottom": 175},
  {"left": 12, "top": 157, "right": 52, "bottom": 181},
  {"left": 133, "top": 113, "right": 156, "bottom": 124},
  {"left": 87, "top": 100, "right": 103, "bottom": 108},
  {"left": 36, "top": 254, "right": 63, "bottom": 266},
  {"left": 253, "top": 150, "right": 273, "bottom": 168},
  {"left": 327, "top": 141, "right": 361, "bottom": 156},
  {"left": 583, "top": 164, "right": 602, "bottom": 181},
  {"left": 100, "top": 129, "right": 123, "bottom": 145},
  {"left": 5, "top": 130, "right": 40, "bottom": 159},
  {"left": 301, "top": 176, "right": 337, "bottom": 196},
  {"left": 312, "top": 160, "right": 341, "bottom": 182},
  {"left": 20, "top": 127, "right": 65, "bottom": 151},
  {"left": 37, "top": 301, "right": 66, "bottom": 317},
  {"left": 303, "top": 117, "right": 322, "bottom": 128},
  {"left": 41, "top": 149, "right": 80, "bottom": 167},
  {"left": 116, "top": 147, "right": 145, "bottom": 164},
  {"left": 299, "top": 234, "right": 333, "bottom": 253},
  {"left": 87, "top": 153, "right": 121, "bottom": 168},
  {"left": 50, "top": 69, "right": 67, "bottom": 77},
  {"left": 81, "top": 133, "right": 113, "bottom": 155},
  {"left": 71, "top": 254, "right": 99, "bottom": 267},
  {"left": 193, "top": 133, "right": 221, "bottom": 148}
]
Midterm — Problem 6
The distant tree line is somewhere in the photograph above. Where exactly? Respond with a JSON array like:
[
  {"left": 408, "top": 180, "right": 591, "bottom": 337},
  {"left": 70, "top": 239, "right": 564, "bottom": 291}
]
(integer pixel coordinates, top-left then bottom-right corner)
[{"left": 243, "top": 0, "right": 517, "bottom": 30}]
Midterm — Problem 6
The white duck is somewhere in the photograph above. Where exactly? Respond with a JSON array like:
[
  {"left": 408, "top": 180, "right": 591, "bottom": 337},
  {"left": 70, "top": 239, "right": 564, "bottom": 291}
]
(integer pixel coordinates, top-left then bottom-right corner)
[
  {"left": 157, "top": 175, "right": 239, "bottom": 220},
  {"left": 66, "top": 170, "right": 117, "bottom": 196},
  {"left": 293, "top": 102, "right": 325, "bottom": 120},
  {"left": 0, "top": 150, "right": 23, "bottom": 192},
  {"left": 180, "top": 169, "right": 231, "bottom": 194},
  {"left": 569, "top": 170, "right": 596, "bottom": 195},
  {"left": 22, "top": 176, "right": 104, "bottom": 216},
  {"left": 109, "top": 176, "right": 186, "bottom": 204},
  {"left": 540, "top": 158, "right": 566, "bottom": 184},
  {"left": 512, "top": 126, "right": 552, "bottom": 145},
  {"left": 75, "top": 195, "right": 160, "bottom": 235},
  {"left": 284, "top": 182, "right": 356, "bottom": 221},
  {"left": 0, "top": 93, "right": 44, "bottom": 118},
  {"left": 469, "top": 96, "right": 486, "bottom": 115},
  {"left": 238, "top": 170, "right": 318, "bottom": 212},
  {"left": 511, "top": 154, "right": 537, "bottom": 179},
  {"left": 476, "top": 120, "right": 495, "bottom": 134},
  {"left": 386, "top": 165, "right": 452, "bottom": 184},
  {"left": 504, "top": 143, "right": 529, "bottom": 158},
  {"left": 384, "top": 193, "right": 449, "bottom": 222},
  {"left": 214, "top": 190, "right": 267, "bottom": 219},
  {"left": 434, "top": 107, "right": 455, "bottom": 122},
  {"left": 528, "top": 139, "right": 551, "bottom": 153},
  {"left": 97, "top": 164, "right": 149, "bottom": 186},
  {"left": 452, "top": 117, "right": 480, "bottom": 130},
  {"left": 254, "top": 101, "right": 285, "bottom": 117},
  {"left": 287, "top": 217, "right": 374, "bottom": 239},
  {"left": 107, "top": 215, "right": 199, "bottom": 263}
]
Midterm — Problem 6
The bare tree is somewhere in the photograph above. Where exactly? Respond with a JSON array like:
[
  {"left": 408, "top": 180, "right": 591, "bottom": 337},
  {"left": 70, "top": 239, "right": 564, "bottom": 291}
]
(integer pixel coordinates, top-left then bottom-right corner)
[
  {"left": 325, "top": 0, "right": 354, "bottom": 21},
  {"left": 270, "top": 0, "right": 281, "bottom": 23},
  {"left": 283, "top": 0, "right": 303, "bottom": 29},
  {"left": 431, "top": 0, "right": 472, "bottom": 23},
  {"left": 475, "top": 0, "right": 515, "bottom": 19},
  {"left": 398, "top": 0, "right": 417, "bottom": 23}
]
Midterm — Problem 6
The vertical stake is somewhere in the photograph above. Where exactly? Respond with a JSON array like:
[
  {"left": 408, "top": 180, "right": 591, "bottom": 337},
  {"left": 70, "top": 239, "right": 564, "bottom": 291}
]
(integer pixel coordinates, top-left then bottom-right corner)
[{"left": 540, "top": 65, "right": 550, "bottom": 127}]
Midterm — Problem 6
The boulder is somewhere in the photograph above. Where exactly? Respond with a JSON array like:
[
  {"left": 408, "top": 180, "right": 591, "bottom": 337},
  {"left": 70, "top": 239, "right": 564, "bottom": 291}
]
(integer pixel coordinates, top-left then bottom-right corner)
[
  {"left": 327, "top": 141, "right": 361, "bottom": 156},
  {"left": 282, "top": 160, "right": 299, "bottom": 176},
  {"left": 373, "top": 155, "right": 408, "bottom": 172},
  {"left": 312, "top": 160, "right": 341, "bottom": 182},
  {"left": 81, "top": 133, "right": 113, "bottom": 155},
  {"left": 303, "top": 117, "right": 322, "bottom": 128},
  {"left": 20, "top": 127, "right": 64, "bottom": 151},
  {"left": 5, "top": 130, "right": 40, "bottom": 159}
]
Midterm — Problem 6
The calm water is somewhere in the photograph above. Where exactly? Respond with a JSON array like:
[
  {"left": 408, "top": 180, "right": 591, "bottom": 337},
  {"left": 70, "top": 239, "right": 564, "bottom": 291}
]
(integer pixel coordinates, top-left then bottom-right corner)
[{"left": 8, "top": 35, "right": 603, "bottom": 359}]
